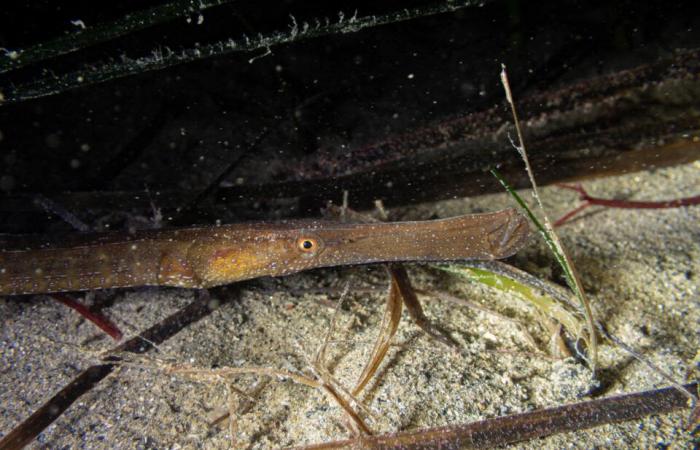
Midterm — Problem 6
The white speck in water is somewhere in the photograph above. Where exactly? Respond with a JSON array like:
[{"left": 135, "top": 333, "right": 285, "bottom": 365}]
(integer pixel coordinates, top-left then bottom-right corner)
[
  {"left": 2, "top": 49, "right": 20, "bottom": 60},
  {"left": 70, "top": 159, "right": 81, "bottom": 169},
  {"left": 70, "top": 19, "right": 86, "bottom": 29},
  {"left": 407, "top": 73, "right": 414, "bottom": 79},
  {"left": 80, "top": 143, "right": 90, "bottom": 152}
]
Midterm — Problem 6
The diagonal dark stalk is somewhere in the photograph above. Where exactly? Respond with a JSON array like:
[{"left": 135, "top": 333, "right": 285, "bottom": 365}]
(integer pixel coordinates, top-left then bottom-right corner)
[
  {"left": 293, "top": 382, "right": 697, "bottom": 449},
  {"left": 0, "top": 287, "right": 237, "bottom": 450}
]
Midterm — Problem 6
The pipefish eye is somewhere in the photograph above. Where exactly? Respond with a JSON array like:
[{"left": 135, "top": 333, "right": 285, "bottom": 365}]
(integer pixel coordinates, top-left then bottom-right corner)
[{"left": 296, "top": 235, "right": 322, "bottom": 257}]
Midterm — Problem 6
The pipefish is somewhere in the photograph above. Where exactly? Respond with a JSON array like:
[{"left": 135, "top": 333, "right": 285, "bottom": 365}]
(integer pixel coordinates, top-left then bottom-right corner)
[{"left": 0, "top": 208, "right": 529, "bottom": 296}]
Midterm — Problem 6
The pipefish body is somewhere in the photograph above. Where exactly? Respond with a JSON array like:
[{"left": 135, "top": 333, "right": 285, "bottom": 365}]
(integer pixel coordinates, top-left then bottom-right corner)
[{"left": 0, "top": 209, "right": 529, "bottom": 296}]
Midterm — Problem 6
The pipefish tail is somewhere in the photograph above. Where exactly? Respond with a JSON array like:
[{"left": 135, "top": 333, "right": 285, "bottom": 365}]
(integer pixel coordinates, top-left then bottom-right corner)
[{"left": 0, "top": 208, "right": 529, "bottom": 296}]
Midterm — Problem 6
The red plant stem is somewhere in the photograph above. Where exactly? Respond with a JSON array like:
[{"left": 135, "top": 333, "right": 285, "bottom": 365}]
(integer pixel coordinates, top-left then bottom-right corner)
[
  {"left": 555, "top": 184, "right": 700, "bottom": 226},
  {"left": 553, "top": 202, "right": 591, "bottom": 227},
  {"left": 586, "top": 196, "right": 700, "bottom": 208},
  {"left": 51, "top": 294, "right": 123, "bottom": 341}
]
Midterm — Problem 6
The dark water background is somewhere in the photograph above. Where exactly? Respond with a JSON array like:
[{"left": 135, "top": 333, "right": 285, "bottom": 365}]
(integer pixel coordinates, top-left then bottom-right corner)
[{"left": 0, "top": 0, "right": 698, "bottom": 233}]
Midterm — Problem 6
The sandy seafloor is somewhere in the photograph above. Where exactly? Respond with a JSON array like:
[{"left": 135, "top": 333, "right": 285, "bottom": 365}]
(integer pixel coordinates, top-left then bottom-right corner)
[{"left": 1, "top": 161, "right": 698, "bottom": 449}]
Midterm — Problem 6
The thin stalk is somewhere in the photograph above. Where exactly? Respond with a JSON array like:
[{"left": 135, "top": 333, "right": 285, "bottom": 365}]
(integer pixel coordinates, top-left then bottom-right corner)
[{"left": 498, "top": 65, "right": 597, "bottom": 371}]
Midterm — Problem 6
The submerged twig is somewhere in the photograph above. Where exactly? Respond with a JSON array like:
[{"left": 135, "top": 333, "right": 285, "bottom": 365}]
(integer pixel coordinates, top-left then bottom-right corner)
[
  {"left": 166, "top": 365, "right": 321, "bottom": 389},
  {"left": 294, "top": 382, "right": 697, "bottom": 449}
]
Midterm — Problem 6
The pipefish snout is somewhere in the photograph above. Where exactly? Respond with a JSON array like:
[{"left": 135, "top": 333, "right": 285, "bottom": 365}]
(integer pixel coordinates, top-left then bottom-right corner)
[{"left": 0, "top": 208, "right": 529, "bottom": 296}]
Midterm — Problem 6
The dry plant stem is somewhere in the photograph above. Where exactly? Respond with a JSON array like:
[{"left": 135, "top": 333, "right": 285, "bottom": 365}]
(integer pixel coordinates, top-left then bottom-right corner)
[
  {"left": 500, "top": 65, "right": 597, "bottom": 371},
  {"left": 0, "top": 289, "right": 228, "bottom": 450},
  {"left": 50, "top": 293, "right": 123, "bottom": 341},
  {"left": 294, "top": 382, "right": 697, "bottom": 449},
  {"left": 208, "top": 382, "right": 267, "bottom": 431},
  {"left": 389, "top": 266, "right": 459, "bottom": 348},
  {"left": 315, "top": 282, "right": 351, "bottom": 368},
  {"left": 167, "top": 366, "right": 322, "bottom": 389},
  {"left": 314, "top": 284, "right": 377, "bottom": 433},
  {"left": 352, "top": 276, "right": 403, "bottom": 396},
  {"left": 166, "top": 361, "right": 377, "bottom": 440},
  {"left": 147, "top": 318, "right": 379, "bottom": 441},
  {"left": 554, "top": 183, "right": 700, "bottom": 227},
  {"left": 320, "top": 383, "right": 372, "bottom": 436}
]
